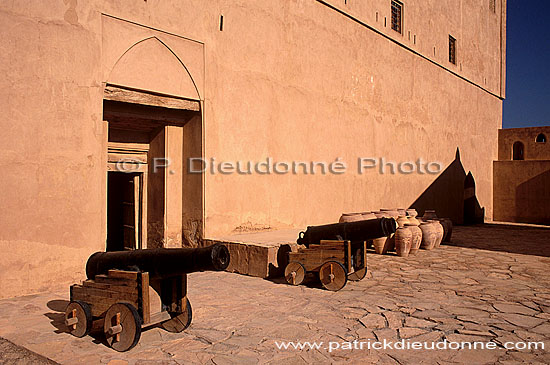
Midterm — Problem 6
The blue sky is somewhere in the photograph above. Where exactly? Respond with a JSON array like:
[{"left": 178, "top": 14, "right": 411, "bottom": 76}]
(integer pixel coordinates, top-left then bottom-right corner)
[{"left": 502, "top": 1, "right": 550, "bottom": 128}]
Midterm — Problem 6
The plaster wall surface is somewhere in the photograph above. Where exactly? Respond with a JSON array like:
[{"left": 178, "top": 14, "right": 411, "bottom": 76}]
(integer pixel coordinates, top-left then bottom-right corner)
[
  {"left": 498, "top": 126, "right": 550, "bottom": 160},
  {"left": 0, "top": 0, "right": 505, "bottom": 297},
  {"left": 493, "top": 160, "right": 550, "bottom": 225}
]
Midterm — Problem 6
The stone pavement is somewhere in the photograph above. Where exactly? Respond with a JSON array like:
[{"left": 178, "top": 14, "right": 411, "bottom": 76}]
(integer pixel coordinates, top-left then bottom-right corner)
[{"left": 0, "top": 224, "right": 549, "bottom": 364}]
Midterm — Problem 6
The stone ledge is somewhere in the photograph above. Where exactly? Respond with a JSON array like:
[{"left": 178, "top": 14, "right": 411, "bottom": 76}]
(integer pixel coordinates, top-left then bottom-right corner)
[{"left": 203, "top": 229, "right": 303, "bottom": 278}]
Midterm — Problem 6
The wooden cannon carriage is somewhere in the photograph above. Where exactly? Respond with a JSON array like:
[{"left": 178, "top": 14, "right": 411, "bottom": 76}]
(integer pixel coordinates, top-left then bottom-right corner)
[
  {"left": 284, "top": 240, "right": 367, "bottom": 291},
  {"left": 285, "top": 218, "right": 396, "bottom": 291},
  {"left": 65, "top": 245, "right": 229, "bottom": 352}
]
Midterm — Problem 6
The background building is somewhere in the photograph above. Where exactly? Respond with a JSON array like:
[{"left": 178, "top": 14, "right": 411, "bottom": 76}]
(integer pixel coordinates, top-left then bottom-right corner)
[
  {"left": 0, "top": 0, "right": 506, "bottom": 298},
  {"left": 494, "top": 126, "right": 550, "bottom": 225}
]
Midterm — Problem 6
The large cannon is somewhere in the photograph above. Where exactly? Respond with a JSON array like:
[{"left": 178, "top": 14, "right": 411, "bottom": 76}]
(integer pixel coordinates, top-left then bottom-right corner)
[
  {"left": 286, "top": 218, "right": 396, "bottom": 291},
  {"left": 297, "top": 217, "right": 397, "bottom": 247},
  {"left": 66, "top": 244, "right": 230, "bottom": 352}
]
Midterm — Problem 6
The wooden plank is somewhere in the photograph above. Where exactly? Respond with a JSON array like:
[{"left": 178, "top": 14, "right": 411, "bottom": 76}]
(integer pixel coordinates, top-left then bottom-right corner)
[
  {"left": 133, "top": 175, "right": 140, "bottom": 249},
  {"left": 91, "top": 303, "right": 110, "bottom": 317},
  {"left": 72, "top": 285, "right": 138, "bottom": 302},
  {"left": 362, "top": 241, "right": 368, "bottom": 270},
  {"left": 178, "top": 274, "right": 187, "bottom": 314},
  {"left": 148, "top": 311, "right": 172, "bottom": 326},
  {"left": 346, "top": 241, "right": 352, "bottom": 273},
  {"left": 320, "top": 240, "right": 346, "bottom": 245},
  {"left": 107, "top": 162, "right": 148, "bottom": 173},
  {"left": 108, "top": 270, "right": 139, "bottom": 281},
  {"left": 108, "top": 152, "right": 147, "bottom": 164},
  {"left": 104, "top": 100, "right": 197, "bottom": 125},
  {"left": 94, "top": 275, "right": 138, "bottom": 287},
  {"left": 140, "top": 272, "right": 151, "bottom": 325},
  {"left": 73, "top": 292, "right": 138, "bottom": 315},
  {"left": 104, "top": 85, "right": 201, "bottom": 112},
  {"left": 108, "top": 141, "right": 149, "bottom": 153},
  {"left": 82, "top": 280, "right": 137, "bottom": 294}
]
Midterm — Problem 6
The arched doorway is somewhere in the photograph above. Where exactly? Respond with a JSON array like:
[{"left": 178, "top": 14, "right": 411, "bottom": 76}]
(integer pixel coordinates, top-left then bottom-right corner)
[
  {"left": 104, "top": 37, "right": 203, "bottom": 250},
  {"left": 512, "top": 141, "right": 524, "bottom": 160}
]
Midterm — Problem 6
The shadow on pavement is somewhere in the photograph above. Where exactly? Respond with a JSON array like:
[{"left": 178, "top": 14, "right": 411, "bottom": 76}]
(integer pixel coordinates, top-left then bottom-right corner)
[
  {"left": 44, "top": 299, "right": 109, "bottom": 347},
  {"left": 448, "top": 223, "right": 550, "bottom": 257}
]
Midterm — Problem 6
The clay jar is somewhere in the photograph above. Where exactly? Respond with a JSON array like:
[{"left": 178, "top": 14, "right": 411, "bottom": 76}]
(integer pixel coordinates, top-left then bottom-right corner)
[
  {"left": 406, "top": 223, "right": 422, "bottom": 255},
  {"left": 396, "top": 216, "right": 409, "bottom": 228},
  {"left": 375, "top": 211, "right": 396, "bottom": 252},
  {"left": 397, "top": 208, "right": 407, "bottom": 216},
  {"left": 406, "top": 209, "right": 420, "bottom": 226},
  {"left": 429, "top": 220, "right": 444, "bottom": 248},
  {"left": 380, "top": 209, "right": 399, "bottom": 219},
  {"left": 419, "top": 221, "right": 436, "bottom": 250},
  {"left": 438, "top": 218, "right": 453, "bottom": 242},
  {"left": 360, "top": 212, "right": 377, "bottom": 220},
  {"left": 394, "top": 226, "right": 412, "bottom": 257},
  {"left": 373, "top": 237, "right": 389, "bottom": 255},
  {"left": 422, "top": 209, "right": 438, "bottom": 221},
  {"left": 339, "top": 213, "right": 363, "bottom": 223}
]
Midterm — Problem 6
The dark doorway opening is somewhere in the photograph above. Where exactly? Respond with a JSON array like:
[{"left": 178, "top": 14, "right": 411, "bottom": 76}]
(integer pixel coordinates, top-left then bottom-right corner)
[
  {"left": 513, "top": 141, "right": 524, "bottom": 160},
  {"left": 107, "top": 171, "right": 143, "bottom": 251}
]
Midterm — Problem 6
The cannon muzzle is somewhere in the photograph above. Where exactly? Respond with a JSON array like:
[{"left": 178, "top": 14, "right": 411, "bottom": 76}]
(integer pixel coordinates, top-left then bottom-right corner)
[
  {"left": 86, "top": 244, "right": 230, "bottom": 279},
  {"left": 297, "top": 217, "right": 397, "bottom": 247}
]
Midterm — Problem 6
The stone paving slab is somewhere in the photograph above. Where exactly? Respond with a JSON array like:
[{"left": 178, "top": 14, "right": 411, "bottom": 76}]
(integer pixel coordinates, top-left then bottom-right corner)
[
  {"left": 0, "top": 337, "right": 58, "bottom": 364},
  {"left": 0, "top": 224, "right": 549, "bottom": 364}
]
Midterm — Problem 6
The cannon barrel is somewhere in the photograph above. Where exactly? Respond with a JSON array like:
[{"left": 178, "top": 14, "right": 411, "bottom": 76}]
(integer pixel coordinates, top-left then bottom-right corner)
[
  {"left": 297, "top": 217, "right": 397, "bottom": 247},
  {"left": 86, "top": 244, "right": 230, "bottom": 279}
]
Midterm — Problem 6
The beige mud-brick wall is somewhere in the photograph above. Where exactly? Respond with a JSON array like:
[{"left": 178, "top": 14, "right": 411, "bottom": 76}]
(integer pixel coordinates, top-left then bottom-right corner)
[
  {"left": 493, "top": 161, "right": 550, "bottom": 225},
  {"left": 498, "top": 127, "right": 550, "bottom": 161},
  {"left": 202, "top": 0, "right": 505, "bottom": 235}
]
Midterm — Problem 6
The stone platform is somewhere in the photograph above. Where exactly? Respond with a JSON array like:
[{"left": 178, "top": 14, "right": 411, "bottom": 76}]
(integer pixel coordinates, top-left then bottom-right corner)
[{"left": 205, "top": 228, "right": 303, "bottom": 278}]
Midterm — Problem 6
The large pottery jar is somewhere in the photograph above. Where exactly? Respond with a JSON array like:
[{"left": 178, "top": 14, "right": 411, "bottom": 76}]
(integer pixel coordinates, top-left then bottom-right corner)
[
  {"left": 380, "top": 209, "right": 399, "bottom": 219},
  {"left": 361, "top": 212, "right": 377, "bottom": 220},
  {"left": 422, "top": 210, "right": 438, "bottom": 221},
  {"left": 406, "top": 223, "right": 422, "bottom": 255},
  {"left": 438, "top": 218, "right": 453, "bottom": 242},
  {"left": 376, "top": 212, "right": 396, "bottom": 252},
  {"left": 397, "top": 208, "right": 407, "bottom": 216},
  {"left": 419, "top": 221, "right": 436, "bottom": 250},
  {"left": 339, "top": 213, "right": 363, "bottom": 223},
  {"left": 373, "top": 237, "right": 390, "bottom": 254},
  {"left": 406, "top": 209, "right": 420, "bottom": 226},
  {"left": 430, "top": 220, "right": 444, "bottom": 248},
  {"left": 396, "top": 216, "right": 409, "bottom": 228},
  {"left": 394, "top": 226, "right": 412, "bottom": 257}
]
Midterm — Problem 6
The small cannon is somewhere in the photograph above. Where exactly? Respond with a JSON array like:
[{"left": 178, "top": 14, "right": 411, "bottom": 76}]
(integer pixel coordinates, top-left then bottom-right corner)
[
  {"left": 65, "top": 244, "right": 230, "bottom": 352},
  {"left": 286, "top": 218, "right": 396, "bottom": 291}
]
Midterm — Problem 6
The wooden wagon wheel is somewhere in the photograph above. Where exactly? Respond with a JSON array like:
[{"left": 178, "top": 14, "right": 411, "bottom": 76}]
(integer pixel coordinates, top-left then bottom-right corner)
[
  {"left": 348, "top": 247, "right": 367, "bottom": 281},
  {"left": 65, "top": 301, "right": 92, "bottom": 338},
  {"left": 103, "top": 302, "right": 142, "bottom": 352},
  {"left": 319, "top": 261, "right": 347, "bottom": 291},
  {"left": 161, "top": 297, "right": 193, "bottom": 333},
  {"left": 284, "top": 262, "right": 306, "bottom": 286}
]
